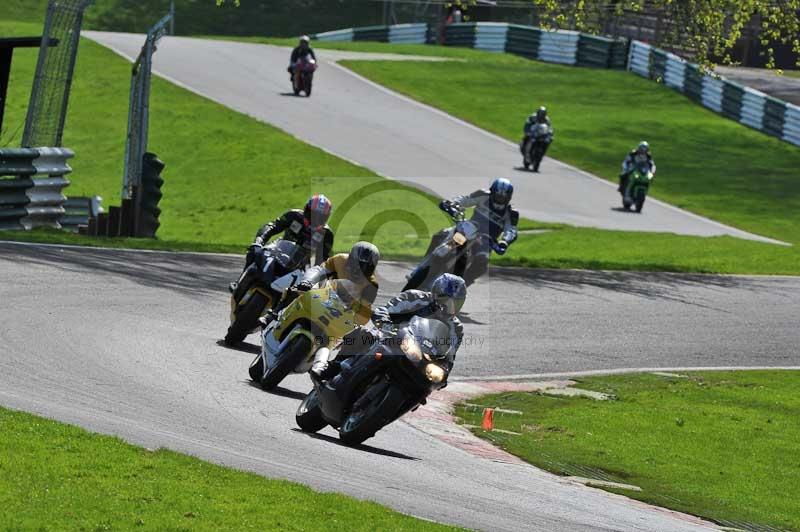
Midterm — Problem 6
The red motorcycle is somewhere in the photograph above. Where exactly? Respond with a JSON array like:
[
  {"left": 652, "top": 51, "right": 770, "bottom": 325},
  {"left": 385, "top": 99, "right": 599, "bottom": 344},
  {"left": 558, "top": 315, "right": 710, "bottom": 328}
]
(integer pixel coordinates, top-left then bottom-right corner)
[{"left": 293, "top": 56, "right": 317, "bottom": 97}]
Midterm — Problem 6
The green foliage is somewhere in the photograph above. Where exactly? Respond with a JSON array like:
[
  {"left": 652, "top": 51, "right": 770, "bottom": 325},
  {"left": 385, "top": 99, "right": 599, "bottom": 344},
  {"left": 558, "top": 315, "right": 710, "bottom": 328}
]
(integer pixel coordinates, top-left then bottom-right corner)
[
  {"left": 456, "top": 371, "right": 800, "bottom": 530},
  {"left": 0, "top": 407, "right": 458, "bottom": 530},
  {"left": 527, "top": 0, "right": 800, "bottom": 68}
]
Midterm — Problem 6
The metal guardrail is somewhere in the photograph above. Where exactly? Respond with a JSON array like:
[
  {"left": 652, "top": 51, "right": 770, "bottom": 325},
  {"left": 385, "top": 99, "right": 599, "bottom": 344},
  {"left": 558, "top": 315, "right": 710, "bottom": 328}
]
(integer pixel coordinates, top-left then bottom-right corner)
[
  {"left": 627, "top": 40, "right": 800, "bottom": 147},
  {"left": 61, "top": 195, "right": 103, "bottom": 231},
  {"left": 313, "top": 23, "right": 627, "bottom": 70},
  {"left": 0, "top": 147, "right": 72, "bottom": 230}
]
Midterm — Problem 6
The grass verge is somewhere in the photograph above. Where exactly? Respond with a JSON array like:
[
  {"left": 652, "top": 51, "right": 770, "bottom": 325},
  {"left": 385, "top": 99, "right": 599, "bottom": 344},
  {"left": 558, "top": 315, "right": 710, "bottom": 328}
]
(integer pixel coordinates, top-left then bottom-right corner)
[
  {"left": 456, "top": 371, "right": 800, "bottom": 530},
  {"left": 0, "top": 407, "right": 456, "bottom": 530}
]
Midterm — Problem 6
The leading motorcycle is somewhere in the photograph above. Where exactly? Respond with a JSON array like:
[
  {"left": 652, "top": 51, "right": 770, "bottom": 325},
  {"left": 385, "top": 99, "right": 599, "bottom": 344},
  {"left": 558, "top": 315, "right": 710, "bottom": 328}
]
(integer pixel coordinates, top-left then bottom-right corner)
[
  {"left": 403, "top": 202, "right": 501, "bottom": 291},
  {"left": 225, "top": 240, "right": 306, "bottom": 345},
  {"left": 293, "top": 56, "right": 317, "bottom": 97},
  {"left": 295, "top": 316, "right": 453, "bottom": 445},
  {"left": 248, "top": 279, "right": 360, "bottom": 391}
]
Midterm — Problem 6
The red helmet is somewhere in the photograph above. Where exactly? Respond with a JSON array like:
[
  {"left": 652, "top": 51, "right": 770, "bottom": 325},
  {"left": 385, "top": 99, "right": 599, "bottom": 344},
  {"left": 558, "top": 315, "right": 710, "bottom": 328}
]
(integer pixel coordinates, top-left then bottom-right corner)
[{"left": 303, "top": 194, "right": 332, "bottom": 229}]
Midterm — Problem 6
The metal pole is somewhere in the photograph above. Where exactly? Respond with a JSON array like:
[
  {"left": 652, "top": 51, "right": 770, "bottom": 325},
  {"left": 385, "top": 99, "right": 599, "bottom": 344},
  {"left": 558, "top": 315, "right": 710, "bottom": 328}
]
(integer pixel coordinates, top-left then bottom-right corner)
[{"left": 169, "top": 0, "right": 175, "bottom": 35}]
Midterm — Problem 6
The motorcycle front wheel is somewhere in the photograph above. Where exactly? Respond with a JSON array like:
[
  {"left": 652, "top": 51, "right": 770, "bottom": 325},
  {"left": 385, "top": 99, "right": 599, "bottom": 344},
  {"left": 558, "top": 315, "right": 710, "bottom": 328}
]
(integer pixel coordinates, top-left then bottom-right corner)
[
  {"left": 225, "top": 292, "right": 269, "bottom": 346},
  {"left": 260, "top": 335, "right": 313, "bottom": 391},
  {"left": 339, "top": 382, "right": 407, "bottom": 446},
  {"left": 635, "top": 190, "right": 646, "bottom": 213},
  {"left": 296, "top": 390, "right": 327, "bottom": 433}
]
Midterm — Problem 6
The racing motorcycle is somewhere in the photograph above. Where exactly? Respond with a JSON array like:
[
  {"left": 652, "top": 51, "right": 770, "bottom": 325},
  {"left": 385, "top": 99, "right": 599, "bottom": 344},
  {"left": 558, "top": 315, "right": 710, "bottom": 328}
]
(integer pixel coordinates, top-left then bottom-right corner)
[
  {"left": 403, "top": 202, "right": 501, "bottom": 291},
  {"left": 621, "top": 162, "right": 654, "bottom": 213},
  {"left": 520, "top": 122, "right": 553, "bottom": 172},
  {"left": 295, "top": 316, "right": 452, "bottom": 445},
  {"left": 293, "top": 56, "right": 317, "bottom": 97},
  {"left": 225, "top": 240, "right": 306, "bottom": 346},
  {"left": 248, "top": 279, "right": 360, "bottom": 391}
]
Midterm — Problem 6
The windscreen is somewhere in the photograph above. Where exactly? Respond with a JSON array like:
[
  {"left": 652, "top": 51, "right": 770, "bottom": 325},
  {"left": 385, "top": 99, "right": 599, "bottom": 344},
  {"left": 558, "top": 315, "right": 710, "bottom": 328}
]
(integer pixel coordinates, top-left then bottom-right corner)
[{"left": 408, "top": 317, "right": 452, "bottom": 359}]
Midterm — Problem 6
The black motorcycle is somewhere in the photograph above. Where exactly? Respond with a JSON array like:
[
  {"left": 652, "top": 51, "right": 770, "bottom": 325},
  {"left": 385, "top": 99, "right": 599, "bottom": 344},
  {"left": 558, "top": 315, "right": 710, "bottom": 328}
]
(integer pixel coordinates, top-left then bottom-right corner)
[
  {"left": 295, "top": 317, "right": 453, "bottom": 445},
  {"left": 520, "top": 122, "right": 553, "bottom": 172},
  {"left": 224, "top": 240, "right": 307, "bottom": 346}
]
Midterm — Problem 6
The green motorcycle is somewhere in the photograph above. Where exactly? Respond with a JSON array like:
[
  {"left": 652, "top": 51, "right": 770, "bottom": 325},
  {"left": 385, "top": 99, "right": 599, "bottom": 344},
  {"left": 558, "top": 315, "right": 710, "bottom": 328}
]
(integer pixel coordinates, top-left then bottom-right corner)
[{"left": 622, "top": 163, "right": 654, "bottom": 213}]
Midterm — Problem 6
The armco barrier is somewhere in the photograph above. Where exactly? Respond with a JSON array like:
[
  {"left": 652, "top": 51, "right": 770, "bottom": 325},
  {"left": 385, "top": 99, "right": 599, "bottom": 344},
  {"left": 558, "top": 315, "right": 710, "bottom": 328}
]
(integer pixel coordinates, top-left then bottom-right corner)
[
  {"left": 0, "top": 147, "right": 72, "bottom": 231},
  {"left": 314, "top": 23, "right": 625, "bottom": 68},
  {"left": 538, "top": 30, "right": 578, "bottom": 65},
  {"left": 627, "top": 38, "right": 800, "bottom": 147},
  {"left": 354, "top": 25, "right": 389, "bottom": 42},
  {"left": 444, "top": 23, "right": 476, "bottom": 48},
  {"left": 387, "top": 23, "right": 428, "bottom": 44},
  {"left": 505, "top": 25, "right": 540, "bottom": 59},
  {"left": 474, "top": 23, "right": 508, "bottom": 53},
  {"left": 62, "top": 195, "right": 103, "bottom": 231},
  {"left": 784, "top": 105, "right": 800, "bottom": 145}
]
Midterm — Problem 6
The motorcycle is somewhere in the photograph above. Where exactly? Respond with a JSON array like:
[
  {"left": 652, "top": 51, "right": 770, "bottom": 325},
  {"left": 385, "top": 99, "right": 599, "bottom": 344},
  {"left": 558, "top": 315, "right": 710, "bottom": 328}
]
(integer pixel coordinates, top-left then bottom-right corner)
[
  {"left": 293, "top": 56, "right": 317, "bottom": 97},
  {"left": 622, "top": 162, "right": 654, "bottom": 213},
  {"left": 225, "top": 240, "right": 307, "bottom": 346},
  {"left": 248, "top": 279, "right": 361, "bottom": 391},
  {"left": 520, "top": 122, "right": 553, "bottom": 172},
  {"left": 403, "top": 202, "right": 499, "bottom": 291},
  {"left": 295, "top": 316, "right": 453, "bottom": 445}
]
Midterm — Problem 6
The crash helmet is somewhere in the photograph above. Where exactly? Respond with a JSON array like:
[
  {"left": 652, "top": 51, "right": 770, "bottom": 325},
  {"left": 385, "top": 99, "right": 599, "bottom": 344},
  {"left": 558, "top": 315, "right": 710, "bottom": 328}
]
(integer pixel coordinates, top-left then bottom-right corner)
[
  {"left": 535, "top": 106, "right": 547, "bottom": 121},
  {"left": 346, "top": 241, "right": 380, "bottom": 279},
  {"left": 303, "top": 194, "right": 332, "bottom": 230},
  {"left": 299, "top": 35, "right": 311, "bottom": 46},
  {"left": 431, "top": 273, "right": 467, "bottom": 316},
  {"left": 637, "top": 140, "right": 650, "bottom": 154},
  {"left": 489, "top": 178, "right": 514, "bottom": 208}
]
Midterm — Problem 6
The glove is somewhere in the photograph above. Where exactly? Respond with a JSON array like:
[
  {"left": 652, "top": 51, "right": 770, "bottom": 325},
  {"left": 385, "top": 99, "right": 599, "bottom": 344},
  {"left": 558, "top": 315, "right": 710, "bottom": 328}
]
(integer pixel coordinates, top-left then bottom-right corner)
[
  {"left": 296, "top": 280, "right": 314, "bottom": 292},
  {"left": 493, "top": 241, "right": 508, "bottom": 255},
  {"left": 248, "top": 241, "right": 263, "bottom": 253}
]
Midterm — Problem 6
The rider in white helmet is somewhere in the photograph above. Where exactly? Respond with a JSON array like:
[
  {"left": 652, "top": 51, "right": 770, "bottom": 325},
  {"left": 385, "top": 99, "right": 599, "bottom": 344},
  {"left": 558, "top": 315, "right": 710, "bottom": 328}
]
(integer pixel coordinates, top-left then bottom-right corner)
[
  {"left": 619, "top": 141, "right": 656, "bottom": 194},
  {"left": 288, "top": 35, "right": 316, "bottom": 80}
]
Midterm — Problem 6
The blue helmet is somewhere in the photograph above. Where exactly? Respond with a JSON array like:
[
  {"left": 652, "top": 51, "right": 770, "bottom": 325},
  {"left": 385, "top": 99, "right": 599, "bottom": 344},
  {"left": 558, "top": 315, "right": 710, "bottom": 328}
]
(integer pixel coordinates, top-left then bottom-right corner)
[
  {"left": 431, "top": 273, "right": 467, "bottom": 316},
  {"left": 489, "top": 178, "right": 513, "bottom": 207}
]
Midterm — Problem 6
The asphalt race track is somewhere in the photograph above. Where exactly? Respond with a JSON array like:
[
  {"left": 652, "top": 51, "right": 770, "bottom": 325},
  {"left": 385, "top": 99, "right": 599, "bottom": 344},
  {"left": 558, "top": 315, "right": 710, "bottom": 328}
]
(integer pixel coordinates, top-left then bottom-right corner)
[
  {"left": 84, "top": 32, "right": 784, "bottom": 244},
  {"left": 2, "top": 242, "right": 799, "bottom": 530}
]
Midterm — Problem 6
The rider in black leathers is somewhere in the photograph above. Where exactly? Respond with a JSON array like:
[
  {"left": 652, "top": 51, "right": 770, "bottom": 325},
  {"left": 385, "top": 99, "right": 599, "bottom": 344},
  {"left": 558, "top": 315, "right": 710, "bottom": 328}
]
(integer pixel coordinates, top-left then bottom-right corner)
[{"left": 288, "top": 35, "right": 316, "bottom": 80}]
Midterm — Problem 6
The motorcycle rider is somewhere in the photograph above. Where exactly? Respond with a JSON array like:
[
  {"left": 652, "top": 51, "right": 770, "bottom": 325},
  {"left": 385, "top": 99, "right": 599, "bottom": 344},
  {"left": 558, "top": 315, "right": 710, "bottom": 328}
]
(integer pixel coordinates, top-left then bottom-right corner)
[
  {"left": 522, "top": 106, "right": 553, "bottom": 172},
  {"left": 288, "top": 35, "right": 316, "bottom": 81},
  {"left": 619, "top": 141, "right": 656, "bottom": 198},
  {"left": 426, "top": 178, "right": 518, "bottom": 286},
  {"left": 230, "top": 194, "right": 333, "bottom": 293},
  {"left": 294, "top": 240, "right": 380, "bottom": 326},
  {"left": 312, "top": 273, "right": 467, "bottom": 380}
]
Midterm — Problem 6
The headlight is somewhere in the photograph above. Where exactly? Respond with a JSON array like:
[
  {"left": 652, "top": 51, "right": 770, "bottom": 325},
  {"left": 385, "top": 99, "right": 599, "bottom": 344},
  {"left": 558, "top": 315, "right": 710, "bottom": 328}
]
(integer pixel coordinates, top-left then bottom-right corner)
[
  {"left": 452, "top": 232, "right": 467, "bottom": 246},
  {"left": 401, "top": 336, "right": 422, "bottom": 362},
  {"left": 425, "top": 363, "right": 445, "bottom": 383}
]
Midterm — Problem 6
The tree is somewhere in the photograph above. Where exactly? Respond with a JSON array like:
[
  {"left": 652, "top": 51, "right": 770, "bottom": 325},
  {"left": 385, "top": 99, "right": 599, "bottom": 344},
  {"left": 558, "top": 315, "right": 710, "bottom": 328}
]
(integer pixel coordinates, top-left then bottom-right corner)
[{"left": 527, "top": 0, "right": 800, "bottom": 68}]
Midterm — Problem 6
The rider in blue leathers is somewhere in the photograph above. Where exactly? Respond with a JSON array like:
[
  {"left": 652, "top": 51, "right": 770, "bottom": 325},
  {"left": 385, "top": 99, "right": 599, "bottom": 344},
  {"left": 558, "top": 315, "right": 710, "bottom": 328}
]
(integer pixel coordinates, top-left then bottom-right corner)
[{"left": 426, "top": 178, "right": 518, "bottom": 286}]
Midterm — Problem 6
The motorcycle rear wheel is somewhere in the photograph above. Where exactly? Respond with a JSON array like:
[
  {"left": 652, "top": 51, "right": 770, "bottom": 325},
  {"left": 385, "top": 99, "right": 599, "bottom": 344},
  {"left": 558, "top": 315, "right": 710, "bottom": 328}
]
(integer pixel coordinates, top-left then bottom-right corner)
[
  {"left": 225, "top": 292, "right": 269, "bottom": 346},
  {"left": 296, "top": 390, "right": 327, "bottom": 432},
  {"left": 260, "top": 335, "right": 313, "bottom": 391},
  {"left": 339, "top": 382, "right": 407, "bottom": 446}
]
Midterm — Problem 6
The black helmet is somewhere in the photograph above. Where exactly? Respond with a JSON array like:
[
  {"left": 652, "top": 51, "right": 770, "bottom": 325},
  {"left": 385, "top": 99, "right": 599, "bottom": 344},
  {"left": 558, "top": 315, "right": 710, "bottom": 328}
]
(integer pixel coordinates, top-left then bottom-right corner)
[
  {"left": 489, "top": 178, "right": 514, "bottom": 207},
  {"left": 303, "top": 194, "right": 332, "bottom": 230},
  {"left": 431, "top": 274, "right": 467, "bottom": 316},
  {"left": 347, "top": 241, "right": 380, "bottom": 279}
]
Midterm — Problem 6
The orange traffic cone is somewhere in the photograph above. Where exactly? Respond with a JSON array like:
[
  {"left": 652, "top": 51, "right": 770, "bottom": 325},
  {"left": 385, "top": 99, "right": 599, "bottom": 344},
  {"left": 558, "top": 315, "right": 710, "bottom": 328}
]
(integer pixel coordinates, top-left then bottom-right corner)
[{"left": 481, "top": 407, "right": 494, "bottom": 431}]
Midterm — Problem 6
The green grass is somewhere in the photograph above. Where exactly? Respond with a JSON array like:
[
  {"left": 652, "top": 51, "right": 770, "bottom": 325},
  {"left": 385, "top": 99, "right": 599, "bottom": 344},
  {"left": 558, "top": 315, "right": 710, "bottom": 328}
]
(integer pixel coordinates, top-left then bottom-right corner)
[
  {"left": 0, "top": 407, "right": 456, "bottom": 531},
  {"left": 782, "top": 69, "right": 800, "bottom": 79},
  {"left": 455, "top": 371, "right": 800, "bottom": 530},
  {"left": 335, "top": 45, "right": 800, "bottom": 246}
]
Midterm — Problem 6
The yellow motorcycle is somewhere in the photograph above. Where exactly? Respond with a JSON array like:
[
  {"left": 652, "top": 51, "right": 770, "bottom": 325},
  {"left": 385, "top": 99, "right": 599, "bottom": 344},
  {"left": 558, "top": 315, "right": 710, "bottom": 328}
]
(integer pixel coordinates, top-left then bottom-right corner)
[{"left": 248, "top": 279, "right": 363, "bottom": 390}]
